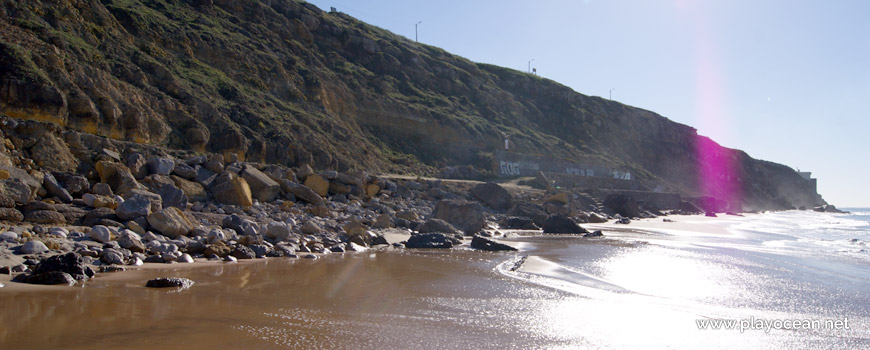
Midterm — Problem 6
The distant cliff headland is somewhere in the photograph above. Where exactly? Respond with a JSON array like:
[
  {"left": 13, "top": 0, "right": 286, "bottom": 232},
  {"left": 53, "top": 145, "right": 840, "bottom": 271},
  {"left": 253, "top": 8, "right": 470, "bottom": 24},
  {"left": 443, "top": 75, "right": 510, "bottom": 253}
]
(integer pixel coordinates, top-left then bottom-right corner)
[{"left": 0, "top": 0, "right": 823, "bottom": 210}]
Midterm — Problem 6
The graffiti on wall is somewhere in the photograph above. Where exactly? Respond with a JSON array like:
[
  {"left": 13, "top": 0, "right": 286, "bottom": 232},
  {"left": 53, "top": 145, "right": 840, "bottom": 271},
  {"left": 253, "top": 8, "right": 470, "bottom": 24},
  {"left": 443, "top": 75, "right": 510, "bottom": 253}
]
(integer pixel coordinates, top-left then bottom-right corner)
[{"left": 499, "top": 161, "right": 520, "bottom": 176}]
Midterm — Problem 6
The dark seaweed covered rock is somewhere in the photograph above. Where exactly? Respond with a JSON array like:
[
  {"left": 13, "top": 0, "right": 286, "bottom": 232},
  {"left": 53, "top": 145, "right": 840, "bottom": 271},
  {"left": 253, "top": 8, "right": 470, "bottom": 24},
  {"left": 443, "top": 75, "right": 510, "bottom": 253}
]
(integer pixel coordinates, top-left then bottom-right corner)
[
  {"left": 145, "top": 277, "right": 195, "bottom": 289},
  {"left": 405, "top": 233, "right": 454, "bottom": 249}
]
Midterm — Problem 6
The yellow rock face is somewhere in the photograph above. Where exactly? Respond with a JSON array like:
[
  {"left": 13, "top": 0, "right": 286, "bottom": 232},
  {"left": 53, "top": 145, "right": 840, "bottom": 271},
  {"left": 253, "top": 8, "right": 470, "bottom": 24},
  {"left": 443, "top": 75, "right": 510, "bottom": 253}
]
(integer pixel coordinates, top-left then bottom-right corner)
[
  {"left": 0, "top": 170, "right": 9, "bottom": 180},
  {"left": 303, "top": 174, "right": 329, "bottom": 197}
]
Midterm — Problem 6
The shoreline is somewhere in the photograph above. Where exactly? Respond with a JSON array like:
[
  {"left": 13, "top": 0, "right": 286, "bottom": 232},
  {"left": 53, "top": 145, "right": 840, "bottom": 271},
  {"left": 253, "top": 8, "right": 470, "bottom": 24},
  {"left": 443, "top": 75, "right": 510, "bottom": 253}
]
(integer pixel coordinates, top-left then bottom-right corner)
[{"left": 1, "top": 212, "right": 751, "bottom": 293}]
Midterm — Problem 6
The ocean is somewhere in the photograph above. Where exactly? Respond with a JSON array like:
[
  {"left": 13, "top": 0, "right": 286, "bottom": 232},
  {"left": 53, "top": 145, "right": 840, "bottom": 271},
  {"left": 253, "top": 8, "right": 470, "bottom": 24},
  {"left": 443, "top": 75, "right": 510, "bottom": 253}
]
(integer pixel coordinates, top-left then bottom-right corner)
[{"left": 1, "top": 210, "right": 868, "bottom": 349}]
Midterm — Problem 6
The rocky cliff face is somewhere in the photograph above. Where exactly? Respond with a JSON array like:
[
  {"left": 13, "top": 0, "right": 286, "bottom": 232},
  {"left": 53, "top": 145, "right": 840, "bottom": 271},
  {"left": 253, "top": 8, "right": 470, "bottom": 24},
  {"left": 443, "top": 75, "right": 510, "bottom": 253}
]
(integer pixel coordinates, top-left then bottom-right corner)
[{"left": 0, "top": 0, "right": 824, "bottom": 210}]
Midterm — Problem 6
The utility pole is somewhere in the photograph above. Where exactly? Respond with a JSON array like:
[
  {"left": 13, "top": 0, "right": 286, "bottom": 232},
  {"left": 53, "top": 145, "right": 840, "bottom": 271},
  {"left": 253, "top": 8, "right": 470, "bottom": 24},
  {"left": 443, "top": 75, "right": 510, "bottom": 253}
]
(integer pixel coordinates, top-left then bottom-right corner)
[
  {"left": 528, "top": 58, "right": 534, "bottom": 74},
  {"left": 415, "top": 21, "right": 421, "bottom": 42},
  {"left": 609, "top": 88, "right": 615, "bottom": 100}
]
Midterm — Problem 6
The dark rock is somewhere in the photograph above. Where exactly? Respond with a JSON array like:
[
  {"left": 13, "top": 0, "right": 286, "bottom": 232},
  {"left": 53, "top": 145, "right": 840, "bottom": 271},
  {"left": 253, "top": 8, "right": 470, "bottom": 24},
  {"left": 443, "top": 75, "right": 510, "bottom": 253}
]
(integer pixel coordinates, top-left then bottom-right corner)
[
  {"left": 405, "top": 233, "right": 454, "bottom": 249},
  {"left": 281, "top": 180, "right": 323, "bottom": 204},
  {"left": 145, "top": 277, "right": 195, "bottom": 289},
  {"left": 24, "top": 210, "right": 66, "bottom": 224},
  {"left": 0, "top": 207, "right": 23, "bottom": 222},
  {"left": 0, "top": 178, "right": 34, "bottom": 204},
  {"left": 583, "top": 230, "right": 604, "bottom": 238},
  {"left": 222, "top": 214, "right": 259, "bottom": 236},
  {"left": 32, "top": 252, "right": 94, "bottom": 280},
  {"left": 81, "top": 207, "right": 119, "bottom": 227},
  {"left": 470, "top": 236, "right": 517, "bottom": 251},
  {"left": 0, "top": 194, "right": 14, "bottom": 208},
  {"left": 508, "top": 203, "right": 549, "bottom": 227},
  {"left": 705, "top": 212, "right": 718, "bottom": 217},
  {"left": 158, "top": 183, "right": 188, "bottom": 209},
  {"left": 115, "top": 194, "right": 153, "bottom": 221},
  {"left": 172, "top": 163, "right": 197, "bottom": 179},
  {"left": 603, "top": 195, "right": 640, "bottom": 218},
  {"left": 52, "top": 173, "right": 90, "bottom": 196},
  {"left": 615, "top": 217, "right": 631, "bottom": 224},
  {"left": 542, "top": 215, "right": 588, "bottom": 234},
  {"left": 499, "top": 216, "right": 539, "bottom": 230},
  {"left": 470, "top": 182, "right": 513, "bottom": 211},
  {"left": 13, "top": 271, "right": 75, "bottom": 285},
  {"left": 433, "top": 200, "right": 486, "bottom": 234},
  {"left": 679, "top": 201, "right": 703, "bottom": 214},
  {"left": 417, "top": 218, "right": 458, "bottom": 233},
  {"left": 230, "top": 245, "right": 256, "bottom": 259},
  {"left": 147, "top": 157, "right": 175, "bottom": 176},
  {"left": 249, "top": 244, "right": 270, "bottom": 258},
  {"left": 43, "top": 173, "right": 73, "bottom": 203}
]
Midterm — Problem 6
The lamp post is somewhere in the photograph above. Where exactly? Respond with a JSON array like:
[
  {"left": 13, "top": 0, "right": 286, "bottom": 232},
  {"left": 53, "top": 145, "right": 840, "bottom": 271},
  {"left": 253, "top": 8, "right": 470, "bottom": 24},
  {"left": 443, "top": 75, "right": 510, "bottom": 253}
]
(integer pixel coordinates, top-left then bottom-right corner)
[
  {"left": 528, "top": 58, "right": 534, "bottom": 74},
  {"left": 609, "top": 88, "right": 615, "bottom": 100},
  {"left": 415, "top": 21, "right": 421, "bottom": 42}
]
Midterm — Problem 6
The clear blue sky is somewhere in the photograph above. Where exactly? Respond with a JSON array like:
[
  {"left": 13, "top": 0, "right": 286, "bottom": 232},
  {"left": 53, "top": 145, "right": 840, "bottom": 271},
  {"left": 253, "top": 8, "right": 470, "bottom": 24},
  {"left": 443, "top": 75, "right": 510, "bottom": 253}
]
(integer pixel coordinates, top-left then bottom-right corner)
[{"left": 307, "top": 0, "right": 870, "bottom": 207}]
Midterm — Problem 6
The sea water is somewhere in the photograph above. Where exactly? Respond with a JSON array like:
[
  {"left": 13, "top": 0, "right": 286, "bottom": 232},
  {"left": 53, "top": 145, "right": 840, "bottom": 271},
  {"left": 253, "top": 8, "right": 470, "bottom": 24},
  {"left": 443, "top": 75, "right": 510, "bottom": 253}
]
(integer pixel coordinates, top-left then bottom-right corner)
[{"left": 1, "top": 210, "right": 868, "bottom": 349}]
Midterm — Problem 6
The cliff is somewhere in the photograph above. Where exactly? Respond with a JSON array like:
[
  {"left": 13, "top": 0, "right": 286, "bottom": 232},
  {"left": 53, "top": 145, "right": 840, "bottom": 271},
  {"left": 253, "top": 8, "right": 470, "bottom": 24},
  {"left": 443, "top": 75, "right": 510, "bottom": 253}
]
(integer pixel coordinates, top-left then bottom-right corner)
[{"left": 0, "top": 0, "right": 824, "bottom": 210}]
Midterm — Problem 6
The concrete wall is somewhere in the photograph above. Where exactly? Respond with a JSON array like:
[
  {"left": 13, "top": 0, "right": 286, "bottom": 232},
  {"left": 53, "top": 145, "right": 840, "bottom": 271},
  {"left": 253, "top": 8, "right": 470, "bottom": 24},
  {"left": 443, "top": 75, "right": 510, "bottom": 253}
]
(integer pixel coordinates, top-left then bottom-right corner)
[{"left": 495, "top": 150, "right": 631, "bottom": 180}]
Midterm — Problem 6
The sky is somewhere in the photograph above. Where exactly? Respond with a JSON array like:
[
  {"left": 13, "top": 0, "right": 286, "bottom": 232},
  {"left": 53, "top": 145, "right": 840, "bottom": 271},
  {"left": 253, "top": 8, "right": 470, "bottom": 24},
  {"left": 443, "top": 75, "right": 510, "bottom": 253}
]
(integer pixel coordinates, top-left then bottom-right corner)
[{"left": 306, "top": 0, "right": 870, "bottom": 207}]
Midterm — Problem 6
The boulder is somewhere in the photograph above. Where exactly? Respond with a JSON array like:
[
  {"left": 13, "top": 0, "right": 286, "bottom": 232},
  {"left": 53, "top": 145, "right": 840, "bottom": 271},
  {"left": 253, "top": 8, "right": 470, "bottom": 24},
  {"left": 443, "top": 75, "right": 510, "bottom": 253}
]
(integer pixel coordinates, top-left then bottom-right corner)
[
  {"left": 603, "top": 195, "right": 640, "bottom": 218},
  {"left": 0, "top": 178, "right": 33, "bottom": 204},
  {"left": 146, "top": 157, "right": 175, "bottom": 176},
  {"left": 100, "top": 248, "right": 125, "bottom": 265},
  {"left": 158, "top": 183, "right": 188, "bottom": 209},
  {"left": 117, "top": 231, "right": 146, "bottom": 253},
  {"left": 0, "top": 194, "right": 14, "bottom": 208},
  {"left": 82, "top": 208, "right": 119, "bottom": 227},
  {"left": 222, "top": 214, "right": 259, "bottom": 236},
  {"left": 470, "top": 236, "right": 517, "bottom": 251},
  {"left": 586, "top": 212, "right": 607, "bottom": 223},
  {"left": 171, "top": 176, "right": 208, "bottom": 202},
  {"left": 13, "top": 271, "right": 75, "bottom": 285},
  {"left": 679, "top": 201, "right": 703, "bottom": 214},
  {"left": 433, "top": 200, "right": 486, "bottom": 234},
  {"left": 508, "top": 203, "right": 549, "bottom": 227},
  {"left": 24, "top": 210, "right": 66, "bottom": 225},
  {"left": 265, "top": 221, "right": 292, "bottom": 241},
  {"left": 211, "top": 172, "right": 253, "bottom": 207},
  {"left": 542, "top": 215, "right": 588, "bottom": 234},
  {"left": 365, "top": 184, "right": 380, "bottom": 197},
  {"left": 95, "top": 161, "right": 145, "bottom": 196},
  {"left": 470, "top": 182, "right": 513, "bottom": 211},
  {"left": 52, "top": 173, "right": 90, "bottom": 196},
  {"left": 171, "top": 163, "right": 197, "bottom": 180},
  {"left": 32, "top": 252, "right": 94, "bottom": 280},
  {"left": 282, "top": 180, "right": 323, "bottom": 204},
  {"left": 145, "top": 277, "right": 195, "bottom": 289},
  {"left": 417, "top": 218, "right": 458, "bottom": 233},
  {"left": 126, "top": 153, "right": 148, "bottom": 179},
  {"left": 296, "top": 164, "right": 314, "bottom": 181},
  {"left": 303, "top": 174, "right": 329, "bottom": 197},
  {"left": 89, "top": 225, "right": 113, "bottom": 243},
  {"left": 0, "top": 207, "right": 23, "bottom": 223},
  {"left": 20, "top": 240, "right": 49, "bottom": 254},
  {"left": 405, "top": 233, "right": 454, "bottom": 249},
  {"left": 147, "top": 207, "right": 194, "bottom": 238},
  {"left": 43, "top": 173, "right": 72, "bottom": 203},
  {"left": 372, "top": 213, "right": 393, "bottom": 229},
  {"left": 300, "top": 221, "right": 322, "bottom": 235},
  {"left": 231, "top": 245, "right": 256, "bottom": 259},
  {"left": 241, "top": 166, "right": 280, "bottom": 202},
  {"left": 498, "top": 216, "right": 539, "bottom": 230},
  {"left": 115, "top": 194, "right": 153, "bottom": 221}
]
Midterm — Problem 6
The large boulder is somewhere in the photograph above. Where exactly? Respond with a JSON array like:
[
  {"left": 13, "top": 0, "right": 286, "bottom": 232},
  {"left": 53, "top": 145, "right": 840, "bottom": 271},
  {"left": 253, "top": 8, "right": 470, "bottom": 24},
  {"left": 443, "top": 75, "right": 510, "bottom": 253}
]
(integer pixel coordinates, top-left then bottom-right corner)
[
  {"left": 281, "top": 180, "right": 323, "bottom": 204},
  {"left": 115, "top": 194, "right": 153, "bottom": 221},
  {"left": 20, "top": 240, "right": 49, "bottom": 254},
  {"left": 13, "top": 271, "right": 76, "bottom": 285},
  {"left": 0, "top": 207, "right": 23, "bottom": 223},
  {"left": 508, "top": 203, "right": 549, "bottom": 227},
  {"left": 417, "top": 218, "right": 458, "bottom": 233},
  {"left": 303, "top": 174, "right": 329, "bottom": 197},
  {"left": 211, "top": 172, "right": 253, "bottom": 207},
  {"left": 265, "top": 221, "right": 291, "bottom": 241},
  {"left": 405, "top": 233, "right": 454, "bottom": 249},
  {"left": 24, "top": 210, "right": 66, "bottom": 225},
  {"left": 147, "top": 207, "right": 194, "bottom": 238},
  {"left": 32, "top": 252, "right": 95, "bottom": 280},
  {"left": 241, "top": 166, "right": 280, "bottom": 202},
  {"left": 470, "top": 182, "right": 513, "bottom": 211},
  {"left": 0, "top": 178, "right": 33, "bottom": 204},
  {"left": 470, "top": 236, "right": 517, "bottom": 251},
  {"left": 95, "top": 161, "right": 145, "bottom": 196},
  {"left": 146, "top": 156, "right": 175, "bottom": 176},
  {"left": 603, "top": 195, "right": 640, "bottom": 218},
  {"left": 433, "top": 200, "right": 486, "bottom": 234},
  {"left": 542, "top": 215, "right": 588, "bottom": 234},
  {"left": 89, "top": 225, "right": 113, "bottom": 243},
  {"left": 498, "top": 216, "right": 539, "bottom": 230},
  {"left": 43, "top": 172, "right": 73, "bottom": 203},
  {"left": 171, "top": 176, "right": 208, "bottom": 202},
  {"left": 158, "top": 183, "right": 188, "bottom": 209}
]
